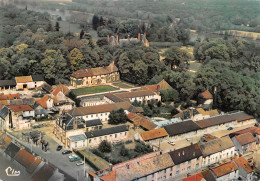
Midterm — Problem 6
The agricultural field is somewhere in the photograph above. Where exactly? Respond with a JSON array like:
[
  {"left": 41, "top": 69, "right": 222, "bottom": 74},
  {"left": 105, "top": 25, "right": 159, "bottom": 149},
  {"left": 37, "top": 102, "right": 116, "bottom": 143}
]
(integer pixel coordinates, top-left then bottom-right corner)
[{"left": 71, "top": 85, "right": 119, "bottom": 97}]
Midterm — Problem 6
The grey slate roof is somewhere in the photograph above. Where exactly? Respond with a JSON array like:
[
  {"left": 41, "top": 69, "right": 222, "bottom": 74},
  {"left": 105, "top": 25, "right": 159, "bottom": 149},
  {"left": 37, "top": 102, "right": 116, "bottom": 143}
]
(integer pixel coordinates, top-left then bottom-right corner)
[
  {"left": 168, "top": 143, "right": 203, "bottom": 165},
  {"left": 163, "top": 120, "right": 201, "bottom": 137},
  {"left": 5, "top": 142, "right": 20, "bottom": 158},
  {"left": 85, "top": 125, "right": 128, "bottom": 138},
  {"left": 42, "top": 83, "right": 53, "bottom": 93},
  {"left": 68, "top": 134, "right": 86, "bottom": 142},
  {"left": 0, "top": 105, "right": 9, "bottom": 119},
  {"left": 31, "top": 74, "right": 44, "bottom": 82},
  {"left": 57, "top": 113, "right": 84, "bottom": 131},
  {"left": 104, "top": 93, "right": 124, "bottom": 103},
  {"left": 0, "top": 80, "right": 16, "bottom": 87},
  {"left": 85, "top": 119, "right": 102, "bottom": 127}
]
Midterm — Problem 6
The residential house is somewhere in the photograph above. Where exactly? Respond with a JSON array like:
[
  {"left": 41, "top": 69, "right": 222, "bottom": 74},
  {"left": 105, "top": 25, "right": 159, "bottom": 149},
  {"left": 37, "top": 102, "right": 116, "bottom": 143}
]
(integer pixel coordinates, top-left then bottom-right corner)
[
  {"left": 199, "top": 136, "right": 236, "bottom": 167},
  {"left": 127, "top": 113, "right": 157, "bottom": 130},
  {"left": 174, "top": 108, "right": 219, "bottom": 121},
  {"left": 70, "top": 62, "right": 120, "bottom": 88},
  {"left": 85, "top": 125, "right": 129, "bottom": 147},
  {"left": 67, "top": 101, "right": 143, "bottom": 123},
  {"left": 0, "top": 79, "right": 16, "bottom": 91},
  {"left": 0, "top": 93, "right": 20, "bottom": 100},
  {"left": 163, "top": 120, "right": 201, "bottom": 142},
  {"left": 36, "top": 95, "right": 54, "bottom": 110},
  {"left": 229, "top": 126, "right": 260, "bottom": 145},
  {"left": 13, "top": 149, "right": 42, "bottom": 174},
  {"left": 99, "top": 153, "right": 175, "bottom": 181},
  {"left": 138, "top": 128, "right": 168, "bottom": 144},
  {"left": 85, "top": 119, "right": 103, "bottom": 132},
  {"left": 54, "top": 113, "right": 85, "bottom": 148},
  {"left": 234, "top": 156, "right": 254, "bottom": 181},
  {"left": 210, "top": 161, "right": 239, "bottom": 181},
  {"left": 51, "top": 88, "right": 75, "bottom": 111},
  {"left": 15, "top": 75, "right": 45, "bottom": 90},
  {"left": 231, "top": 132, "right": 257, "bottom": 155},
  {"left": 195, "top": 111, "right": 255, "bottom": 135},
  {"left": 168, "top": 144, "right": 203, "bottom": 178},
  {"left": 198, "top": 90, "right": 213, "bottom": 110},
  {"left": 182, "top": 172, "right": 206, "bottom": 181},
  {"left": 114, "top": 90, "right": 161, "bottom": 103}
]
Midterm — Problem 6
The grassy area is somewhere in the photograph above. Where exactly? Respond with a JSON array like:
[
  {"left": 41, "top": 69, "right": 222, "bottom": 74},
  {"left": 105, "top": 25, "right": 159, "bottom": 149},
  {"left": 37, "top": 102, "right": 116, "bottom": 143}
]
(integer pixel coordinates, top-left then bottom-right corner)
[
  {"left": 189, "top": 61, "right": 202, "bottom": 73},
  {"left": 112, "top": 82, "right": 134, "bottom": 89},
  {"left": 77, "top": 149, "right": 110, "bottom": 171},
  {"left": 71, "top": 85, "right": 119, "bottom": 96}
]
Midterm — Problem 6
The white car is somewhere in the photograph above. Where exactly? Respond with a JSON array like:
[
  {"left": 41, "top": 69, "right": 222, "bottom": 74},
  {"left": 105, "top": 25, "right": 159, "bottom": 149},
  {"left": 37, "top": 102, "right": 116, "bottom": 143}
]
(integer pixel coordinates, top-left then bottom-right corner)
[
  {"left": 76, "top": 161, "right": 84, "bottom": 166},
  {"left": 168, "top": 141, "right": 175, "bottom": 146}
]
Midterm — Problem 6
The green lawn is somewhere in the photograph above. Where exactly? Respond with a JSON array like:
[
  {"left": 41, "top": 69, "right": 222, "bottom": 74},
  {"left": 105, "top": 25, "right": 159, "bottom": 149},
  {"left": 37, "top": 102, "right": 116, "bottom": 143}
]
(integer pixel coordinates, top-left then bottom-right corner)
[
  {"left": 112, "top": 82, "right": 134, "bottom": 89},
  {"left": 71, "top": 85, "right": 119, "bottom": 96}
]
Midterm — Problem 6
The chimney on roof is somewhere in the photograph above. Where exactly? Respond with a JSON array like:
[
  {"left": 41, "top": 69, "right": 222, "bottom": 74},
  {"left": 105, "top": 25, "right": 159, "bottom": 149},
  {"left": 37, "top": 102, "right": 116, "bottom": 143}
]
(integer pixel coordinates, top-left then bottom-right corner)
[
  {"left": 109, "top": 163, "right": 112, "bottom": 171},
  {"left": 126, "top": 164, "right": 130, "bottom": 169},
  {"left": 138, "top": 33, "right": 140, "bottom": 41},
  {"left": 107, "top": 34, "right": 110, "bottom": 42},
  {"left": 182, "top": 151, "right": 185, "bottom": 155},
  {"left": 144, "top": 32, "right": 146, "bottom": 37},
  {"left": 178, "top": 152, "right": 180, "bottom": 157}
]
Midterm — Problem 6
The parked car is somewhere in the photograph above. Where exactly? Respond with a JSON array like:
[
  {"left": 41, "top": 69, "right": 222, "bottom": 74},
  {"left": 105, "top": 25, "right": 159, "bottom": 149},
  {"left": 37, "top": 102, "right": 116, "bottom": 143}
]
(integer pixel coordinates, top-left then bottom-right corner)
[
  {"left": 62, "top": 150, "right": 72, "bottom": 155},
  {"left": 227, "top": 127, "right": 233, "bottom": 130},
  {"left": 69, "top": 155, "right": 80, "bottom": 162},
  {"left": 168, "top": 141, "right": 175, "bottom": 146},
  {"left": 76, "top": 161, "right": 84, "bottom": 166},
  {"left": 56, "top": 145, "right": 62, "bottom": 151}
]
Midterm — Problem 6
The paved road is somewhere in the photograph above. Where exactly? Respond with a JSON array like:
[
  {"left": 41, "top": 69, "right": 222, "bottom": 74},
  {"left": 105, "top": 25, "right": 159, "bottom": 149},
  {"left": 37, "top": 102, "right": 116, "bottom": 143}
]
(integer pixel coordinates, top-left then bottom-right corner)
[{"left": 7, "top": 131, "right": 93, "bottom": 181}]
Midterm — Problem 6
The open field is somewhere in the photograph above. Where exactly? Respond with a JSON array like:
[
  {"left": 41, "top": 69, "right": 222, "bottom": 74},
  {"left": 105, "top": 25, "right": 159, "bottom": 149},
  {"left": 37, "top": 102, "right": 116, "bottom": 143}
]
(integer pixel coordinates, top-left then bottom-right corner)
[
  {"left": 217, "top": 30, "right": 260, "bottom": 40},
  {"left": 71, "top": 85, "right": 119, "bottom": 96}
]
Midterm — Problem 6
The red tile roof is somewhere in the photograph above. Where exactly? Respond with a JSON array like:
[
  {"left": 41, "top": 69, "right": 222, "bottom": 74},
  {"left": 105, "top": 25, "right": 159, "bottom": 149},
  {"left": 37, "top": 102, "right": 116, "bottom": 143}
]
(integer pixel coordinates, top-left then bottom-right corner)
[
  {"left": 143, "top": 85, "right": 160, "bottom": 93},
  {"left": 14, "top": 149, "right": 41, "bottom": 173},
  {"left": 211, "top": 161, "right": 238, "bottom": 178},
  {"left": 36, "top": 95, "right": 51, "bottom": 109},
  {"left": 140, "top": 128, "right": 168, "bottom": 141},
  {"left": 0, "top": 93, "right": 20, "bottom": 100},
  {"left": 183, "top": 172, "right": 204, "bottom": 181},
  {"left": 234, "top": 132, "right": 256, "bottom": 146},
  {"left": 15, "top": 76, "right": 33, "bottom": 83},
  {"left": 0, "top": 100, "right": 9, "bottom": 106},
  {"left": 231, "top": 127, "right": 260, "bottom": 136},
  {"left": 51, "top": 88, "right": 61, "bottom": 96},
  {"left": 101, "top": 170, "right": 116, "bottom": 181},
  {"left": 200, "top": 90, "right": 213, "bottom": 99},
  {"left": 8, "top": 105, "right": 33, "bottom": 112},
  {"left": 128, "top": 113, "right": 157, "bottom": 130},
  {"left": 234, "top": 156, "right": 253, "bottom": 173}
]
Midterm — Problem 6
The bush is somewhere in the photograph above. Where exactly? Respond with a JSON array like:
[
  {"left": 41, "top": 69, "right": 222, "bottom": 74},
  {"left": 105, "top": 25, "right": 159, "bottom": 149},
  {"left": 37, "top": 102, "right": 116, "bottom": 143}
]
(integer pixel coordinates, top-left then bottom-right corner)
[
  {"left": 134, "top": 141, "right": 153, "bottom": 153},
  {"left": 120, "top": 145, "right": 129, "bottom": 156},
  {"left": 98, "top": 140, "right": 112, "bottom": 153},
  {"left": 125, "top": 140, "right": 133, "bottom": 144}
]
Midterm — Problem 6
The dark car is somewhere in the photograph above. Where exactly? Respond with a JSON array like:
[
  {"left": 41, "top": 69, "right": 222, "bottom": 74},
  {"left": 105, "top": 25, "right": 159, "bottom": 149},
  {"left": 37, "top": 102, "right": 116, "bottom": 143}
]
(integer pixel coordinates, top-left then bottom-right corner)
[
  {"left": 62, "top": 150, "right": 72, "bottom": 155},
  {"left": 227, "top": 127, "right": 233, "bottom": 130},
  {"left": 57, "top": 145, "right": 62, "bottom": 151}
]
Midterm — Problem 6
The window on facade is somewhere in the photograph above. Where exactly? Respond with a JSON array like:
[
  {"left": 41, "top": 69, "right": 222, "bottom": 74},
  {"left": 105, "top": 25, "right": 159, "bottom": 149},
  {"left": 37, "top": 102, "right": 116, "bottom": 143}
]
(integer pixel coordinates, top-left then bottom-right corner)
[
  {"left": 152, "top": 173, "right": 154, "bottom": 178},
  {"left": 91, "top": 115, "right": 93, "bottom": 117},
  {"left": 220, "top": 155, "right": 222, "bottom": 159},
  {"left": 215, "top": 157, "right": 218, "bottom": 160},
  {"left": 89, "top": 139, "right": 91, "bottom": 143},
  {"left": 187, "top": 166, "right": 191, "bottom": 171},
  {"left": 177, "top": 165, "right": 180, "bottom": 168},
  {"left": 196, "top": 163, "right": 199, "bottom": 168},
  {"left": 176, "top": 171, "right": 179, "bottom": 175},
  {"left": 164, "top": 170, "right": 166, "bottom": 173},
  {"left": 115, "top": 134, "right": 117, "bottom": 138},
  {"left": 188, "top": 160, "right": 191, "bottom": 164},
  {"left": 170, "top": 167, "right": 173, "bottom": 171},
  {"left": 208, "top": 159, "right": 210, "bottom": 163},
  {"left": 231, "top": 151, "right": 233, "bottom": 155},
  {"left": 227, "top": 153, "right": 229, "bottom": 156},
  {"left": 125, "top": 132, "right": 127, "bottom": 136},
  {"left": 170, "top": 173, "right": 172, "bottom": 177}
]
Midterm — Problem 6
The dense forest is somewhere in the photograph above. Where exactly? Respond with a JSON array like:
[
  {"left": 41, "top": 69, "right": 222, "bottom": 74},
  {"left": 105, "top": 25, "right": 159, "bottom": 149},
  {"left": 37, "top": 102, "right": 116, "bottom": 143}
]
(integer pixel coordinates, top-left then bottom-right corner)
[
  {"left": 1, "top": 5, "right": 260, "bottom": 119},
  {"left": 13, "top": 0, "right": 260, "bottom": 34}
]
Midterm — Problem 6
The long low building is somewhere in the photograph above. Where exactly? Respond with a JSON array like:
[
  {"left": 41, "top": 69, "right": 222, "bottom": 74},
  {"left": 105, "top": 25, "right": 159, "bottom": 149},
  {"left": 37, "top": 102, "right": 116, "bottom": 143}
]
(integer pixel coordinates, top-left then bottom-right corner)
[{"left": 68, "top": 101, "right": 143, "bottom": 123}]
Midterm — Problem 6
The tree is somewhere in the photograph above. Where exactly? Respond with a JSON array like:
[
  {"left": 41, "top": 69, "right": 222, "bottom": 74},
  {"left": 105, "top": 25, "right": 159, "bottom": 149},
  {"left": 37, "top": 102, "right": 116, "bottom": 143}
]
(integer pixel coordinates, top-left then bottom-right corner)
[
  {"left": 69, "top": 48, "right": 85, "bottom": 71},
  {"left": 108, "top": 108, "right": 129, "bottom": 124},
  {"left": 120, "top": 145, "right": 129, "bottom": 156},
  {"left": 163, "top": 46, "right": 191, "bottom": 71},
  {"left": 160, "top": 89, "right": 179, "bottom": 102},
  {"left": 98, "top": 140, "right": 112, "bottom": 153},
  {"left": 92, "top": 15, "right": 100, "bottom": 30},
  {"left": 55, "top": 22, "right": 60, "bottom": 31}
]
